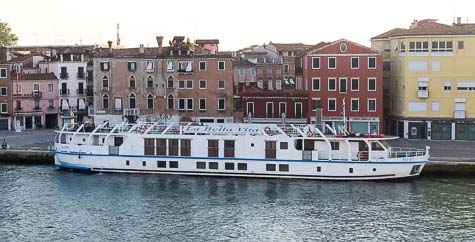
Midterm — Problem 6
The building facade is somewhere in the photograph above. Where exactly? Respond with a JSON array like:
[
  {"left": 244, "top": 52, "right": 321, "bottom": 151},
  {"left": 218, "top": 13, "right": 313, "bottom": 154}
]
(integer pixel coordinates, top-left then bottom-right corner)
[
  {"left": 371, "top": 19, "right": 475, "bottom": 140},
  {"left": 93, "top": 37, "right": 234, "bottom": 124},
  {"left": 13, "top": 73, "right": 59, "bottom": 129},
  {"left": 0, "top": 59, "right": 12, "bottom": 130},
  {"left": 301, "top": 39, "right": 383, "bottom": 133},
  {"left": 269, "top": 42, "right": 312, "bottom": 82}
]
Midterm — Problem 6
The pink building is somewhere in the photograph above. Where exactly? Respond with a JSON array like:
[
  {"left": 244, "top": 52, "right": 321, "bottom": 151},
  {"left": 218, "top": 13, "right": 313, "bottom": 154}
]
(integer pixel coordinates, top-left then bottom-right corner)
[{"left": 13, "top": 73, "right": 59, "bottom": 129}]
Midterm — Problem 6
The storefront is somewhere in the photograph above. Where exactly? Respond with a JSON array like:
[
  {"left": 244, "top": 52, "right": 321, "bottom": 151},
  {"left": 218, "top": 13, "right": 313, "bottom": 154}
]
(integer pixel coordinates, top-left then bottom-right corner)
[
  {"left": 408, "top": 122, "right": 427, "bottom": 139},
  {"left": 431, "top": 122, "right": 452, "bottom": 140},
  {"left": 455, "top": 123, "right": 475, "bottom": 140}
]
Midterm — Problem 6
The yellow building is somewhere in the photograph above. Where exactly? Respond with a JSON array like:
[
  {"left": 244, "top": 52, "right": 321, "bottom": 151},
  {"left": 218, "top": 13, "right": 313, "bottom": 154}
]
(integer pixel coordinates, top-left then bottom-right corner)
[{"left": 371, "top": 18, "right": 475, "bottom": 140}]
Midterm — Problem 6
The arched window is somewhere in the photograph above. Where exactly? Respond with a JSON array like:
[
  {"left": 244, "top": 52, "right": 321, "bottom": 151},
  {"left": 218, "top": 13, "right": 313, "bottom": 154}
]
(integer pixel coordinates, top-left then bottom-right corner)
[
  {"left": 167, "top": 94, "right": 174, "bottom": 110},
  {"left": 147, "top": 76, "right": 154, "bottom": 88},
  {"left": 129, "top": 75, "right": 136, "bottom": 88},
  {"left": 102, "top": 94, "right": 109, "bottom": 109},
  {"left": 167, "top": 76, "right": 174, "bottom": 88},
  {"left": 147, "top": 94, "right": 154, "bottom": 109},
  {"left": 129, "top": 93, "right": 136, "bottom": 109},
  {"left": 102, "top": 75, "right": 109, "bottom": 88}
]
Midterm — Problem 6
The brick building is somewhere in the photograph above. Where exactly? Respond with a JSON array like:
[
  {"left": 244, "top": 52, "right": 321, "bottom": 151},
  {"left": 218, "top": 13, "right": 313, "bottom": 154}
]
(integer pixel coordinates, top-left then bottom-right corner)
[
  {"left": 299, "top": 39, "right": 383, "bottom": 133},
  {"left": 0, "top": 47, "right": 12, "bottom": 129}
]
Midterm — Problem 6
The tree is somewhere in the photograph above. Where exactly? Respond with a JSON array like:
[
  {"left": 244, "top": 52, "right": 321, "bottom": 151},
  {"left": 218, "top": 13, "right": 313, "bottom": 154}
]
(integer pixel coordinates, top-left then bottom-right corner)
[{"left": 0, "top": 20, "right": 18, "bottom": 46}]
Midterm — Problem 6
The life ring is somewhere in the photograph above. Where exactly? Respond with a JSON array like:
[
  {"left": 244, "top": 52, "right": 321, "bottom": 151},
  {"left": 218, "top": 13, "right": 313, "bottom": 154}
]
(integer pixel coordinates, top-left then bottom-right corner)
[
  {"left": 307, "top": 130, "right": 313, "bottom": 137},
  {"left": 139, "top": 126, "right": 146, "bottom": 134},
  {"left": 264, "top": 126, "right": 273, "bottom": 136}
]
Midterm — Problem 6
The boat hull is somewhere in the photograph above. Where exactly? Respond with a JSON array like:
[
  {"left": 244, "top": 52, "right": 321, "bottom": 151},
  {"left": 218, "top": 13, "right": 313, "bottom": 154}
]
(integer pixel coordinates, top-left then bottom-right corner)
[{"left": 54, "top": 151, "right": 428, "bottom": 181}]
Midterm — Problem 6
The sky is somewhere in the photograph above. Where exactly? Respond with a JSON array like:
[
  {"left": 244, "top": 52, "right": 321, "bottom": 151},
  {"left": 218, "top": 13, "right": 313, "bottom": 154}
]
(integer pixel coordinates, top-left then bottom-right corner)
[{"left": 2, "top": 0, "right": 475, "bottom": 50}]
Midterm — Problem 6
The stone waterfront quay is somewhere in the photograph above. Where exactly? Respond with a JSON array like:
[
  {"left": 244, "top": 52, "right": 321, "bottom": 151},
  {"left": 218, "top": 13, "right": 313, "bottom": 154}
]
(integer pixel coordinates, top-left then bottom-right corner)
[{"left": 1, "top": 129, "right": 475, "bottom": 175}]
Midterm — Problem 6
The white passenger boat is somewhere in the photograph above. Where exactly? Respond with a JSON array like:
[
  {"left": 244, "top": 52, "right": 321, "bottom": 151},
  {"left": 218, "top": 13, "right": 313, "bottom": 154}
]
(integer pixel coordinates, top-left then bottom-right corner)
[{"left": 53, "top": 122, "right": 430, "bottom": 180}]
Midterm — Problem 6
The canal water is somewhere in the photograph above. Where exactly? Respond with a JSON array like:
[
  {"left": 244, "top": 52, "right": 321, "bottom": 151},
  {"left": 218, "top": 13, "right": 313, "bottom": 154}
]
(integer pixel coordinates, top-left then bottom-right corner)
[{"left": 1, "top": 164, "right": 474, "bottom": 242}]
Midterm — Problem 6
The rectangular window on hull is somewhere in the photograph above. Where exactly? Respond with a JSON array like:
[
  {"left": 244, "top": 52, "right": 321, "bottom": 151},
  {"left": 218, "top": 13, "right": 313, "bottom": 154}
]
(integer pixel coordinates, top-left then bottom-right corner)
[
  {"left": 157, "top": 160, "right": 166, "bottom": 168},
  {"left": 209, "top": 162, "right": 218, "bottom": 170},
  {"left": 279, "top": 164, "right": 289, "bottom": 172},
  {"left": 169, "top": 161, "right": 178, "bottom": 168},
  {"left": 196, "top": 162, "right": 206, "bottom": 169},
  {"left": 237, "top": 163, "right": 247, "bottom": 171},
  {"left": 225, "top": 163, "right": 234, "bottom": 170},
  {"left": 266, "top": 164, "right": 276, "bottom": 171}
]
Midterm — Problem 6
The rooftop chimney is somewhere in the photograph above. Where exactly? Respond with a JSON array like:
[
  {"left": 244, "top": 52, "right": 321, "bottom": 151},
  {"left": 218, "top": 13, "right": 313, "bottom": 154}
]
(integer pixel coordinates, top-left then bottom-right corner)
[
  {"left": 410, "top": 19, "right": 418, "bottom": 29},
  {"left": 156, "top": 36, "right": 163, "bottom": 48},
  {"left": 457, "top": 17, "right": 462, "bottom": 24},
  {"left": 139, "top": 44, "right": 145, "bottom": 54},
  {"left": 107, "top": 41, "right": 113, "bottom": 56}
]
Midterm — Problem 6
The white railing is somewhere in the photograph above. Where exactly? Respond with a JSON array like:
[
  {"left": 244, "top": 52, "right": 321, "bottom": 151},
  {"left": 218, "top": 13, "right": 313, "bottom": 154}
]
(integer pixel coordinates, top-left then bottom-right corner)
[{"left": 389, "top": 147, "right": 426, "bottom": 158}]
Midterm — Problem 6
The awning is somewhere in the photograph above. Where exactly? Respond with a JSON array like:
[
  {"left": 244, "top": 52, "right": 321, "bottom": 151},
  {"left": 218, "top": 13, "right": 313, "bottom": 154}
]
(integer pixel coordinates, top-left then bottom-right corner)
[
  {"left": 167, "top": 61, "right": 173, "bottom": 70},
  {"left": 61, "top": 99, "right": 69, "bottom": 110},
  {"left": 78, "top": 99, "right": 86, "bottom": 110},
  {"left": 186, "top": 62, "right": 193, "bottom": 72}
]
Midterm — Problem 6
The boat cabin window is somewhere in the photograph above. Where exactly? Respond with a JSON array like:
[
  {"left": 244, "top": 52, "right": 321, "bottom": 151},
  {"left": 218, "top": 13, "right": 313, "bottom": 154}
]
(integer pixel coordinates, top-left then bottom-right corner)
[
  {"left": 304, "top": 140, "right": 315, "bottom": 151},
  {"left": 265, "top": 141, "right": 277, "bottom": 159},
  {"left": 266, "top": 164, "right": 276, "bottom": 171},
  {"left": 144, "top": 138, "right": 154, "bottom": 155},
  {"left": 196, "top": 162, "right": 206, "bottom": 169},
  {"left": 331, "top": 142, "right": 340, "bottom": 150},
  {"left": 169, "top": 161, "right": 178, "bottom": 168},
  {"left": 181, "top": 139, "right": 191, "bottom": 156},
  {"left": 225, "top": 163, "right": 235, "bottom": 170},
  {"left": 224, "top": 140, "right": 235, "bottom": 157},
  {"left": 168, "top": 139, "right": 179, "bottom": 156},
  {"left": 295, "top": 139, "right": 303, "bottom": 151},
  {"left": 371, "top": 142, "right": 385, "bottom": 151},
  {"left": 238, "top": 163, "right": 247, "bottom": 171},
  {"left": 114, "top": 137, "right": 123, "bottom": 146},
  {"left": 280, "top": 142, "right": 288, "bottom": 150},
  {"left": 157, "top": 160, "right": 166, "bottom": 168},
  {"left": 208, "top": 140, "right": 219, "bottom": 157},
  {"left": 209, "top": 162, "right": 218, "bottom": 170},
  {"left": 279, "top": 164, "right": 289, "bottom": 172},
  {"left": 156, "top": 139, "right": 166, "bottom": 155}
]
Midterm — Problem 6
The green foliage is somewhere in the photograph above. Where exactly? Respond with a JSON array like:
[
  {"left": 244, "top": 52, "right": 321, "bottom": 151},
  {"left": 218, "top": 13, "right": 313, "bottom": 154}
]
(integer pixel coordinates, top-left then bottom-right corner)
[{"left": 0, "top": 20, "right": 18, "bottom": 46}]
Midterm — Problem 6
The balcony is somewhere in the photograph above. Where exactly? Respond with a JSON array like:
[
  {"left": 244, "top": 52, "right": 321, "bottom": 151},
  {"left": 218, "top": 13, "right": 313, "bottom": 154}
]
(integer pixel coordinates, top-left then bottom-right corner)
[
  {"left": 60, "top": 72, "right": 69, "bottom": 79},
  {"left": 60, "top": 89, "right": 70, "bottom": 96},
  {"left": 15, "top": 107, "right": 23, "bottom": 111},
  {"left": 123, "top": 108, "right": 140, "bottom": 116},
  {"left": 33, "top": 106, "right": 41, "bottom": 111},
  {"left": 76, "top": 88, "right": 86, "bottom": 96},
  {"left": 32, "top": 91, "right": 42, "bottom": 98},
  {"left": 454, "top": 110, "right": 465, "bottom": 119},
  {"left": 77, "top": 72, "right": 86, "bottom": 79},
  {"left": 417, "top": 90, "right": 429, "bottom": 98},
  {"left": 100, "top": 87, "right": 109, "bottom": 92}
]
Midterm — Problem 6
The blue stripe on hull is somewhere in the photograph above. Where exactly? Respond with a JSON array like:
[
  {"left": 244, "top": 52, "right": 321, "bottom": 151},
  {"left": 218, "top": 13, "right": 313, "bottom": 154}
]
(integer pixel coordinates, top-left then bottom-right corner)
[
  {"left": 56, "top": 162, "right": 92, "bottom": 171},
  {"left": 53, "top": 150, "right": 428, "bottom": 165}
]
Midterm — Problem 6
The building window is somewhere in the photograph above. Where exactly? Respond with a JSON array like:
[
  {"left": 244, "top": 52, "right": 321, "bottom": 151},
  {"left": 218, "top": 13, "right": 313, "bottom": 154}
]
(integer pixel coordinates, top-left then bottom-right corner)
[
  {"left": 266, "top": 102, "right": 274, "bottom": 118},
  {"left": 383, "top": 61, "right": 391, "bottom": 71},
  {"left": 102, "top": 94, "right": 109, "bottom": 109},
  {"left": 409, "top": 41, "right": 429, "bottom": 52},
  {"left": 311, "top": 98, "right": 321, "bottom": 111},
  {"left": 0, "top": 68, "right": 6, "bottom": 78},
  {"left": 328, "top": 78, "right": 336, "bottom": 91},
  {"left": 432, "top": 41, "right": 453, "bottom": 52},
  {"left": 147, "top": 76, "right": 154, "bottom": 88},
  {"left": 178, "top": 80, "right": 185, "bottom": 89},
  {"left": 368, "top": 78, "right": 376, "bottom": 91},
  {"left": 268, "top": 80, "right": 273, "bottom": 90},
  {"left": 312, "top": 78, "right": 320, "bottom": 91},
  {"left": 218, "top": 80, "right": 225, "bottom": 89},
  {"left": 147, "top": 94, "right": 154, "bottom": 109},
  {"left": 351, "top": 57, "right": 359, "bottom": 69},
  {"left": 178, "top": 98, "right": 185, "bottom": 110},
  {"left": 276, "top": 80, "right": 282, "bottom": 90},
  {"left": 167, "top": 95, "right": 174, "bottom": 110},
  {"left": 0, "top": 87, "right": 6, "bottom": 96},
  {"left": 246, "top": 102, "right": 254, "bottom": 117},
  {"left": 368, "top": 57, "right": 376, "bottom": 69},
  {"left": 328, "top": 57, "right": 336, "bottom": 69},
  {"left": 146, "top": 61, "right": 154, "bottom": 71},
  {"left": 266, "top": 69, "right": 272, "bottom": 76},
  {"left": 199, "top": 61, "right": 206, "bottom": 71},
  {"left": 167, "top": 61, "right": 174, "bottom": 71},
  {"left": 266, "top": 164, "right": 276, "bottom": 171},
  {"left": 351, "top": 78, "right": 359, "bottom": 91},
  {"left": 351, "top": 98, "right": 359, "bottom": 112},
  {"left": 102, "top": 75, "right": 109, "bottom": 88},
  {"left": 400, "top": 42, "right": 406, "bottom": 52},
  {"left": 279, "top": 102, "right": 286, "bottom": 117},
  {"left": 128, "top": 62, "right": 136, "bottom": 71},
  {"left": 218, "top": 98, "right": 225, "bottom": 111},
  {"left": 328, "top": 98, "right": 336, "bottom": 111},
  {"left": 458, "top": 41, "right": 464, "bottom": 50},
  {"left": 129, "top": 76, "right": 136, "bottom": 88},
  {"left": 129, "top": 93, "right": 136, "bottom": 109},
  {"left": 279, "top": 164, "right": 289, "bottom": 172},
  {"left": 218, "top": 61, "right": 225, "bottom": 70},
  {"left": 114, "top": 97, "right": 122, "bottom": 111},
  {"left": 312, "top": 57, "right": 320, "bottom": 69},
  {"left": 47, "top": 83, "right": 54, "bottom": 93},
  {"left": 444, "top": 81, "right": 452, "bottom": 91},
  {"left": 284, "top": 64, "right": 289, "bottom": 74},
  {"left": 239, "top": 68, "right": 245, "bottom": 76},
  {"left": 167, "top": 76, "right": 174, "bottom": 88},
  {"left": 100, "top": 62, "right": 109, "bottom": 71},
  {"left": 186, "top": 80, "right": 193, "bottom": 89},
  {"left": 1, "top": 103, "right": 7, "bottom": 113},
  {"left": 250, "top": 68, "right": 256, "bottom": 76},
  {"left": 16, "top": 83, "right": 21, "bottom": 93},
  {"left": 186, "top": 98, "right": 193, "bottom": 110},
  {"left": 48, "top": 100, "right": 54, "bottom": 109},
  {"left": 199, "top": 80, "right": 207, "bottom": 89},
  {"left": 257, "top": 80, "right": 263, "bottom": 89},
  {"left": 368, "top": 98, "right": 376, "bottom": 112},
  {"left": 199, "top": 98, "right": 206, "bottom": 111},
  {"left": 339, "top": 78, "right": 347, "bottom": 93}
]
